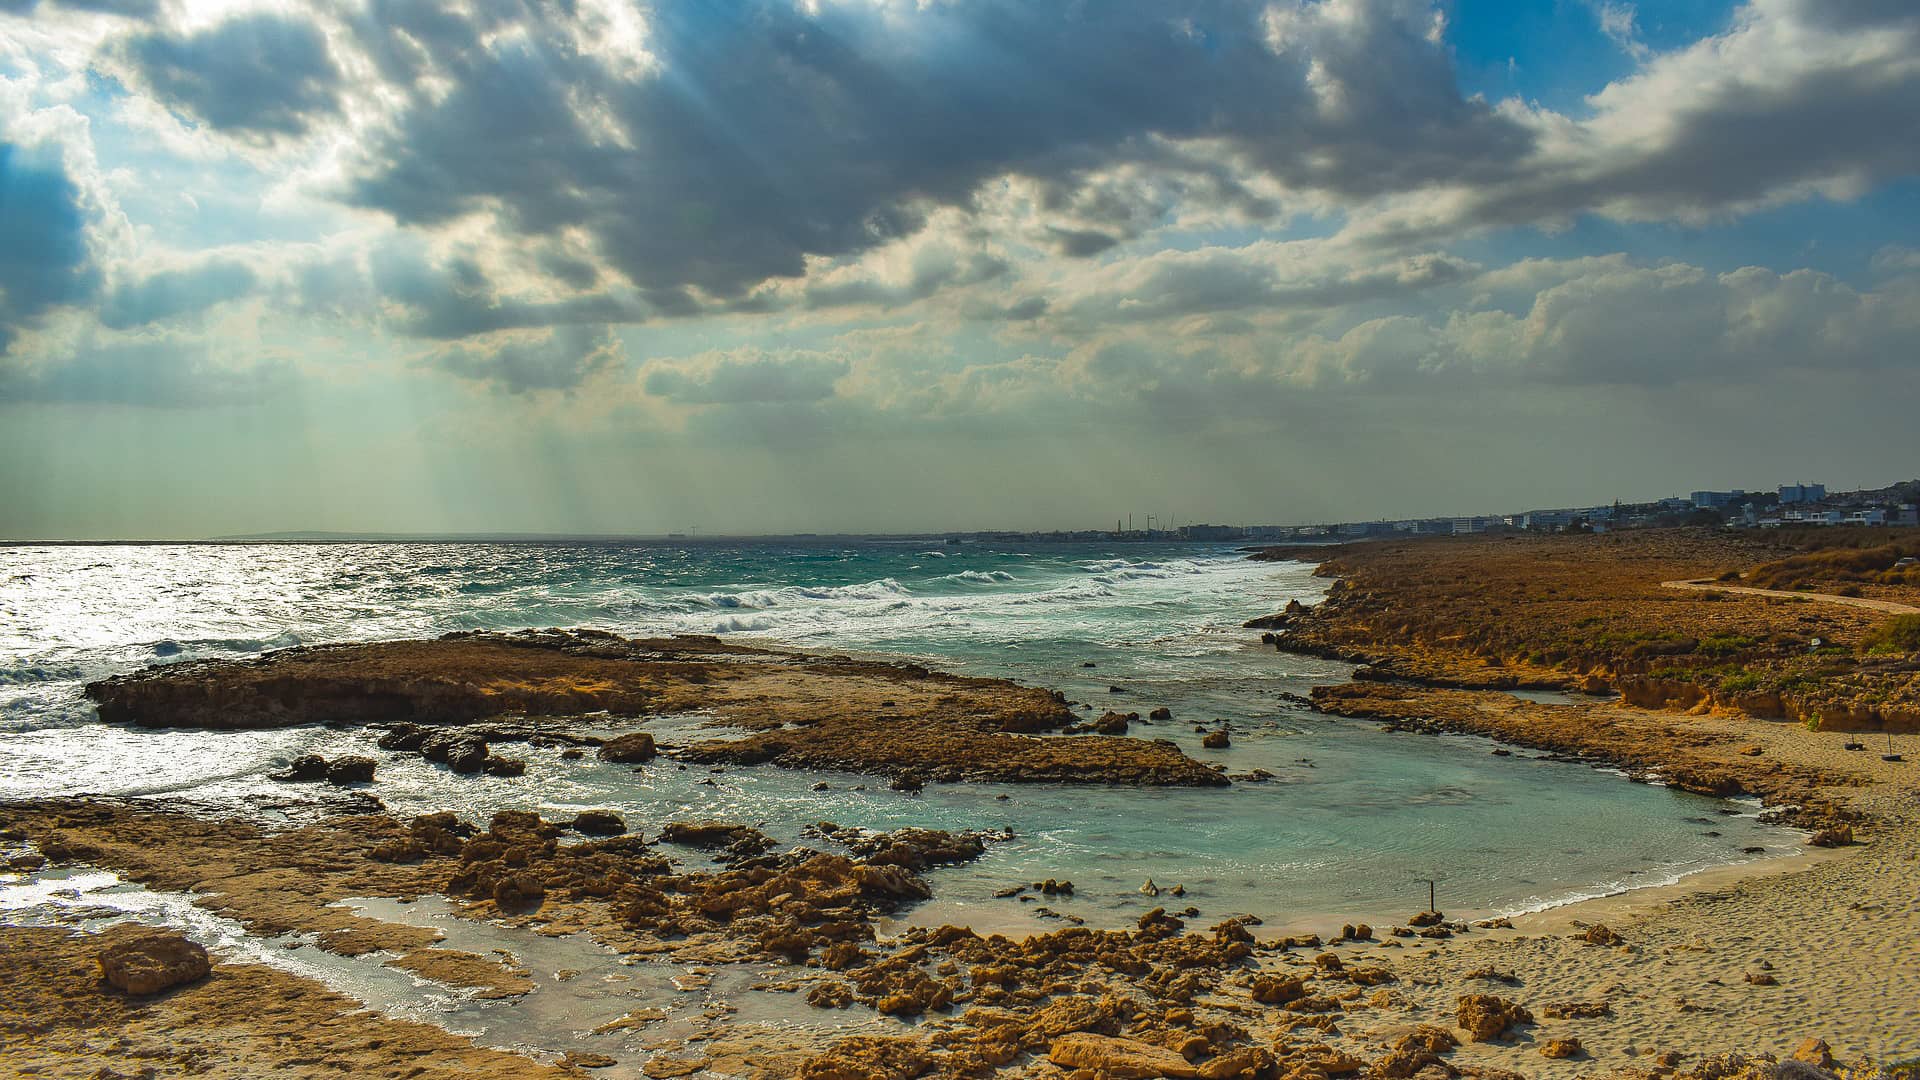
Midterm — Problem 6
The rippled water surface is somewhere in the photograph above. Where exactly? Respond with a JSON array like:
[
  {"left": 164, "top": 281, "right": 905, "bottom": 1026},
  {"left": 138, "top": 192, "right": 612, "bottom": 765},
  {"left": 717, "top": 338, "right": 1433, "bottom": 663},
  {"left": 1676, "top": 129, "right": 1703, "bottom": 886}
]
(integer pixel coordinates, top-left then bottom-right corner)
[{"left": 1, "top": 540, "right": 1794, "bottom": 929}]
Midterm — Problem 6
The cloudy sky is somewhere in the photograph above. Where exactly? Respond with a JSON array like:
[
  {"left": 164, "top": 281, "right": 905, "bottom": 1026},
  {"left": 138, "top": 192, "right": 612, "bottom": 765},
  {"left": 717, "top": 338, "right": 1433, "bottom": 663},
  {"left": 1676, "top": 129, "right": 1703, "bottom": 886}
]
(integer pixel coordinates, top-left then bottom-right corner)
[{"left": 2, "top": 0, "right": 1917, "bottom": 538}]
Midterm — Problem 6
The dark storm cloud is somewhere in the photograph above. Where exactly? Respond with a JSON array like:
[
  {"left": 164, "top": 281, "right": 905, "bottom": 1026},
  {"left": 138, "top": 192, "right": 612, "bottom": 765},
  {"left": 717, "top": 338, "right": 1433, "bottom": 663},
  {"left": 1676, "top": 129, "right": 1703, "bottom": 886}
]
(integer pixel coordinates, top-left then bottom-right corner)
[
  {"left": 120, "top": 13, "right": 342, "bottom": 137},
  {"left": 367, "top": 245, "right": 646, "bottom": 339},
  {"left": 340, "top": 0, "right": 1528, "bottom": 300},
  {"left": 98, "top": 258, "right": 255, "bottom": 329},
  {"left": 0, "top": 143, "right": 100, "bottom": 354},
  {"left": 431, "top": 325, "right": 623, "bottom": 394}
]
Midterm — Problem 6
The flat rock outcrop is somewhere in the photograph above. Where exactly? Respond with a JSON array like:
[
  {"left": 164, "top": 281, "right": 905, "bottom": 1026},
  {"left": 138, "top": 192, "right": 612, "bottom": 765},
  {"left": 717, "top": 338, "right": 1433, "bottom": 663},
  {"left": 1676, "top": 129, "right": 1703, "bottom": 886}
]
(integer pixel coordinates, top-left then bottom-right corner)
[
  {"left": 96, "top": 928, "right": 211, "bottom": 995},
  {"left": 83, "top": 629, "right": 1221, "bottom": 786}
]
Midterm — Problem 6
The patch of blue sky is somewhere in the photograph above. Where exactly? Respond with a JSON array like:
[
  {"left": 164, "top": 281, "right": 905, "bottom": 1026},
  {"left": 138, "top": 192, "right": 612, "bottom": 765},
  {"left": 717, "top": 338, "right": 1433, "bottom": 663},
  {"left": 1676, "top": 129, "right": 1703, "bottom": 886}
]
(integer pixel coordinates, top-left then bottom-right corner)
[
  {"left": 1451, "top": 179, "right": 1920, "bottom": 283},
  {"left": 1448, "top": 0, "right": 1738, "bottom": 112}
]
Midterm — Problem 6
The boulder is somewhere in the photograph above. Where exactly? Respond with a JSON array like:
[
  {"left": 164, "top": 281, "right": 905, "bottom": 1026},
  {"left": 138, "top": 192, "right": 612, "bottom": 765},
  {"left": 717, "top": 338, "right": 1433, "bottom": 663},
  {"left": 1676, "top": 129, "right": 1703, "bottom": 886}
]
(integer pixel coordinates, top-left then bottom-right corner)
[
  {"left": 273, "top": 754, "right": 329, "bottom": 782},
  {"left": 1095, "top": 712, "right": 1136, "bottom": 735},
  {"left": 1457, "top": 994, "right": 1532, "bottom": 1042},
  {"left": 325, "top": 756, "right": 376, "bottom": 784},
  {"left": 1540, "top": 1038, "right": 1582, "bottom": 1059},
  {"left": 97, "top": 931, "right": 211, "bottom": 995},
  {"left": 1047, "top": 1033, "right": 1199, "bottom": 1079},
  {"left": 482, "top": 756, "right": 527, "bottom": 777},
  {"left": 1791, "top": 1039, "right": 1834, "bottom": 1069},
  {"left": 1201, "top": 730, "right": 1230, "bottom": 749},
  {"left": 1149, "top": 707, "right": 1173, "bottom": 722},
  {"left": 422, "top": 731, "right": 489, "bottom": 773},
  {"left": 571, "top": 810, "right": 628, "bottom": 836},
  {"left": 1251, "top": 974, "right": 1307, "bottom": 1004},
  {"left": 598, "top": 733, "right": 658, "bottom": 764},
  {"left": 1581, "top": 924, "right": 1626, "bottom": 947},
  {"left": 1807, "top": 825, "right": 1853, "bottom": 848}
]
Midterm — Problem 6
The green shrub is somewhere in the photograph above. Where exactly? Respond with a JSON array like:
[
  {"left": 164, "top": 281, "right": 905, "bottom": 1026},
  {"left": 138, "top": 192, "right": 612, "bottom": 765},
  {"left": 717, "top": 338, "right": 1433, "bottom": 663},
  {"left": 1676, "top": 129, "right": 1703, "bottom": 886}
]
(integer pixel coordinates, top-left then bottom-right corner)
[{"left": 1862, "top": 614, "right": 1920, "bottom": 655}]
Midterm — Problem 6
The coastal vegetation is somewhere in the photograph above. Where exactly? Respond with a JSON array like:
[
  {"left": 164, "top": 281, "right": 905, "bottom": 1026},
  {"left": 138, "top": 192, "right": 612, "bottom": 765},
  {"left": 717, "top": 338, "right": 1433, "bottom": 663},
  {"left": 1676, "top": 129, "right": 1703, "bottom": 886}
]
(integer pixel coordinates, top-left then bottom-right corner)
[{"left": 1253, "top": 529, "right": 1920, "bottom": 732}]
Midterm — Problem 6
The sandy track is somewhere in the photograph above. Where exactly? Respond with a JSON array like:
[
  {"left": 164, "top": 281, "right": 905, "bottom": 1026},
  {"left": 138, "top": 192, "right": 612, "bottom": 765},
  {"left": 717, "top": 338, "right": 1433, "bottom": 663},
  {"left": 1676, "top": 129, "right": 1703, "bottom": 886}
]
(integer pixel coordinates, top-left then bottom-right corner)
[{"left": 1662, "top": 578, "right": 1920, "bottom": 615}]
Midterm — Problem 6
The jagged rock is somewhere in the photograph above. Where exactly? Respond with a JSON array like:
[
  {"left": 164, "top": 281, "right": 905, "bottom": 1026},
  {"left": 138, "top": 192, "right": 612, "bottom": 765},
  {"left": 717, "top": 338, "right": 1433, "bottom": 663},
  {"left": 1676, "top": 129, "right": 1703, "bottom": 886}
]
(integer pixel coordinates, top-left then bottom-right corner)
[
  {"left": 490, "top": 872, "right": 545, "bottom": 911},
  {"left": 1201, "top": 730, "right": 1230, "bottom": 749},
  {"left": 806, "top": 981, "right": 854, "bottom": 1008},
  {"left": 1581, "top": 924, "right": 1626, "bottom": 947},
  {"left": 1197, "top": 1047, "right": 1275, "bottom": 1080},
  {"left": 1541, "top": 1000, "right": 1610, "bottom": 1019},
  {"left": 1251, "top": 974, "right": 1307, "bottom": 1004},
  {"left": 599, "top": 733, "right": 658, "bottom": 763},
  {"left": 570, "top": 810, "right": 627, "bottom": 836},
  {"left": 1790, "top": 1040, "right": 1834, "bottom": 1069},
  {"left": 1407, "top": 910, "right": 1445, "bottom": 927},
  {"left": 1095, "top": 712, "right": 1136, "bottom": 735},
  {"left": 325, "top": 756, "right": 376, "bottom": 784},
  {"left": 798, "top": 1037, "right": 933, "bottom": 1080},
  {"left": 1371, "top": 1025, "right": 1457, "bottom": 1078},
  {"left": 482, "top": 756, "right": 526, "bottom": 777},
  {"left": 421, "top": 731, "right": 489, "bottom": 773},
  {"left": 890, "top": 770, "right": 925, "bottom": 792},
  {"left": 1465, "top": 965, "right": 1518, "bottom": 984},
  {"left": 1048, "top": 1033, "right": 1199, "bottom": 1079},
  {"left": 1457, "top": 994, "right": 1532, "bottom": 1041},
  {"left": 1540, "top": 1038, "right": 1582, "bottom": 1059},
  {"left": 97, "top": 931, "right": 211, "bottom": 995},
  {"left": 272, "top": 754, "right": 329, "bottom": 782}
]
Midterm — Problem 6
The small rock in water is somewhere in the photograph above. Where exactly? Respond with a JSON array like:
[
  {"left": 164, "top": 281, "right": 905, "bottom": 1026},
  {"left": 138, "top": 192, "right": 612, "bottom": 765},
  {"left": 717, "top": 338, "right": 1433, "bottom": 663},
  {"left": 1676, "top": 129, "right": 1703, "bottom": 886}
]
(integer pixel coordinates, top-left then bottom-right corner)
[
  {"left": 324, "top": 756, "right": 375, "bottom": 784},
  {"left": 598, "top": 733, "right": 658, "bottom": 763},
  {"left": 1140, "top": 878, "right": 1159, "bottom": 897},
  {"left": 272, "top": 754, "right": 329, "bottom": 783}
]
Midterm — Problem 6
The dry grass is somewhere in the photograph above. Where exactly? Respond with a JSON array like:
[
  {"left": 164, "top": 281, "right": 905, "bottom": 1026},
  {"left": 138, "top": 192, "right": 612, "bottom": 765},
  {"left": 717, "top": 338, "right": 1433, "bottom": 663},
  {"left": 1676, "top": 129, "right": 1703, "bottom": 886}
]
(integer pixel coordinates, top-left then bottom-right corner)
[{"left": 1256, "top": 529, "right": 1920, "bottom": 731}]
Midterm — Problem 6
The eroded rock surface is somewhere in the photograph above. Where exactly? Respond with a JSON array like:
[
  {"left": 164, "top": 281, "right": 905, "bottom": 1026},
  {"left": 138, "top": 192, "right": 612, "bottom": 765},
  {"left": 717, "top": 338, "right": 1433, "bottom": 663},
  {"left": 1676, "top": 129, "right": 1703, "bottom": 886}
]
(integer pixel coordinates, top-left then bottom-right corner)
[{"left": 86, "top": 629, "right": 1223, "bottom": 786}]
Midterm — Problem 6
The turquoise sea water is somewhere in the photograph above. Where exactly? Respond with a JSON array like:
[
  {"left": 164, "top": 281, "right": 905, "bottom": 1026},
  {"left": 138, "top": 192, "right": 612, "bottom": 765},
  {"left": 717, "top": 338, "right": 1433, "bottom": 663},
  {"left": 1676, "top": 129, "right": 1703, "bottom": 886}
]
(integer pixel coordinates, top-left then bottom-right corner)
[{"left": 0, "top": 540, "right": 1795, "bottom": 933}]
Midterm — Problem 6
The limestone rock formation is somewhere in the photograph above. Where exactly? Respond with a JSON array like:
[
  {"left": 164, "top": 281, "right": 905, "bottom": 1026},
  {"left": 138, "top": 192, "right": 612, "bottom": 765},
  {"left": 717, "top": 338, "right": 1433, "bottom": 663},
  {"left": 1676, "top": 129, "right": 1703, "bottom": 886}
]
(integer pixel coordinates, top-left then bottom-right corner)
[{"left": 97, "top": 930, "right": 211, "bottom": 995}]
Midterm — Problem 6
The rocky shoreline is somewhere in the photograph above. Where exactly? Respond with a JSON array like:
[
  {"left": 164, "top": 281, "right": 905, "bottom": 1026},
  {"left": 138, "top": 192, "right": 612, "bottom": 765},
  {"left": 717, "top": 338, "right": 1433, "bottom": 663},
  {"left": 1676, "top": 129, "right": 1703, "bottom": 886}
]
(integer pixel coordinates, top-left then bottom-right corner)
[
  {"left": 7, "top": 543, "right": 1919, "bottom": 1079},
  {"left": 84, "top": 628, "right": 1226, "bottom": 788}
]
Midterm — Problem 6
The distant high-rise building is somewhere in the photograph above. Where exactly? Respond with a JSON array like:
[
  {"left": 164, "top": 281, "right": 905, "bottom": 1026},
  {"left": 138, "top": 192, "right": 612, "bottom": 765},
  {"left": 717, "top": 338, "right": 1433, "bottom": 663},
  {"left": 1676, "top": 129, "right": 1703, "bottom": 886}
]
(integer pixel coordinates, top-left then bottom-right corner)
[{"left": 1691, "top": 489, "right": 1745, "bottom": 509}]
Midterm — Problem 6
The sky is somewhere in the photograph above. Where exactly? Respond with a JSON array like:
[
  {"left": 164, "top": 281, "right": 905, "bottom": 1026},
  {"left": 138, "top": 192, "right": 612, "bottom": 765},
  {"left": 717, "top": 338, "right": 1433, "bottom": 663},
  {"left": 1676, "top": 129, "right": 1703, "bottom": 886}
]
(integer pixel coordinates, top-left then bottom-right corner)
[{"left": 1, "top": 0, "right": 1917, "bottom": 539}]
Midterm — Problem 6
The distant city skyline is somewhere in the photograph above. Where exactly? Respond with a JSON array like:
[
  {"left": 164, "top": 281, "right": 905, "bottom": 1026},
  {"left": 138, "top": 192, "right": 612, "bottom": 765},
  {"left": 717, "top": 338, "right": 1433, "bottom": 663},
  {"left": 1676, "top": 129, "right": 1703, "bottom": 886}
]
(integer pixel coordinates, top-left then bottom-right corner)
[{"left": 4, "top": 2, "right": 1919, "bottom": 539}]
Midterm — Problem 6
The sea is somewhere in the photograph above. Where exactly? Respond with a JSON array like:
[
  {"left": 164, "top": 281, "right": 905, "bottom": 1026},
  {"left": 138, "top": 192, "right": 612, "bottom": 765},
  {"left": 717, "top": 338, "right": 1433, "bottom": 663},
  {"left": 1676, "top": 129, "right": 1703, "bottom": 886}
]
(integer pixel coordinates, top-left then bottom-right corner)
[{"left": 0, "top": 539, "right": 1795, "bottom": 934}]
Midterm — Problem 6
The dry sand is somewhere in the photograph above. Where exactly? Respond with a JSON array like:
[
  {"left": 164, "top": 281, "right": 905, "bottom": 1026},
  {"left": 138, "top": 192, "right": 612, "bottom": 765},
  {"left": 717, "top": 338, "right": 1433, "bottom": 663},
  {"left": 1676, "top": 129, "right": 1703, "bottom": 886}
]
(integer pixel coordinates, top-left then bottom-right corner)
[{"left": 1338, "top": 710, "right": 1920, "bottom": 1072}]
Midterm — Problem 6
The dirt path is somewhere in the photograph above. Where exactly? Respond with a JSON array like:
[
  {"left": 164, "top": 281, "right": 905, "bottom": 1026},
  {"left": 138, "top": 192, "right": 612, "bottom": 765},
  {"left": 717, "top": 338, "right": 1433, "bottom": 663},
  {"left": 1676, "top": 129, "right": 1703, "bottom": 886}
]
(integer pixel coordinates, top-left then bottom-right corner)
[{"left": 1663, "top": 578, "right": 1920, "bottom": 615}]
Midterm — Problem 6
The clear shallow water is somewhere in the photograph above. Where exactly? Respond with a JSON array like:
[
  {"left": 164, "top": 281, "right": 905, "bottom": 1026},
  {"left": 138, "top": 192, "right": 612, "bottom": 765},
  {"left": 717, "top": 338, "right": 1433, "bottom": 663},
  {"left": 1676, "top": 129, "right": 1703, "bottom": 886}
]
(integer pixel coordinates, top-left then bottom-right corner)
[{"left": 1, "top": 541, "right": 1796, "bottom": 933}]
